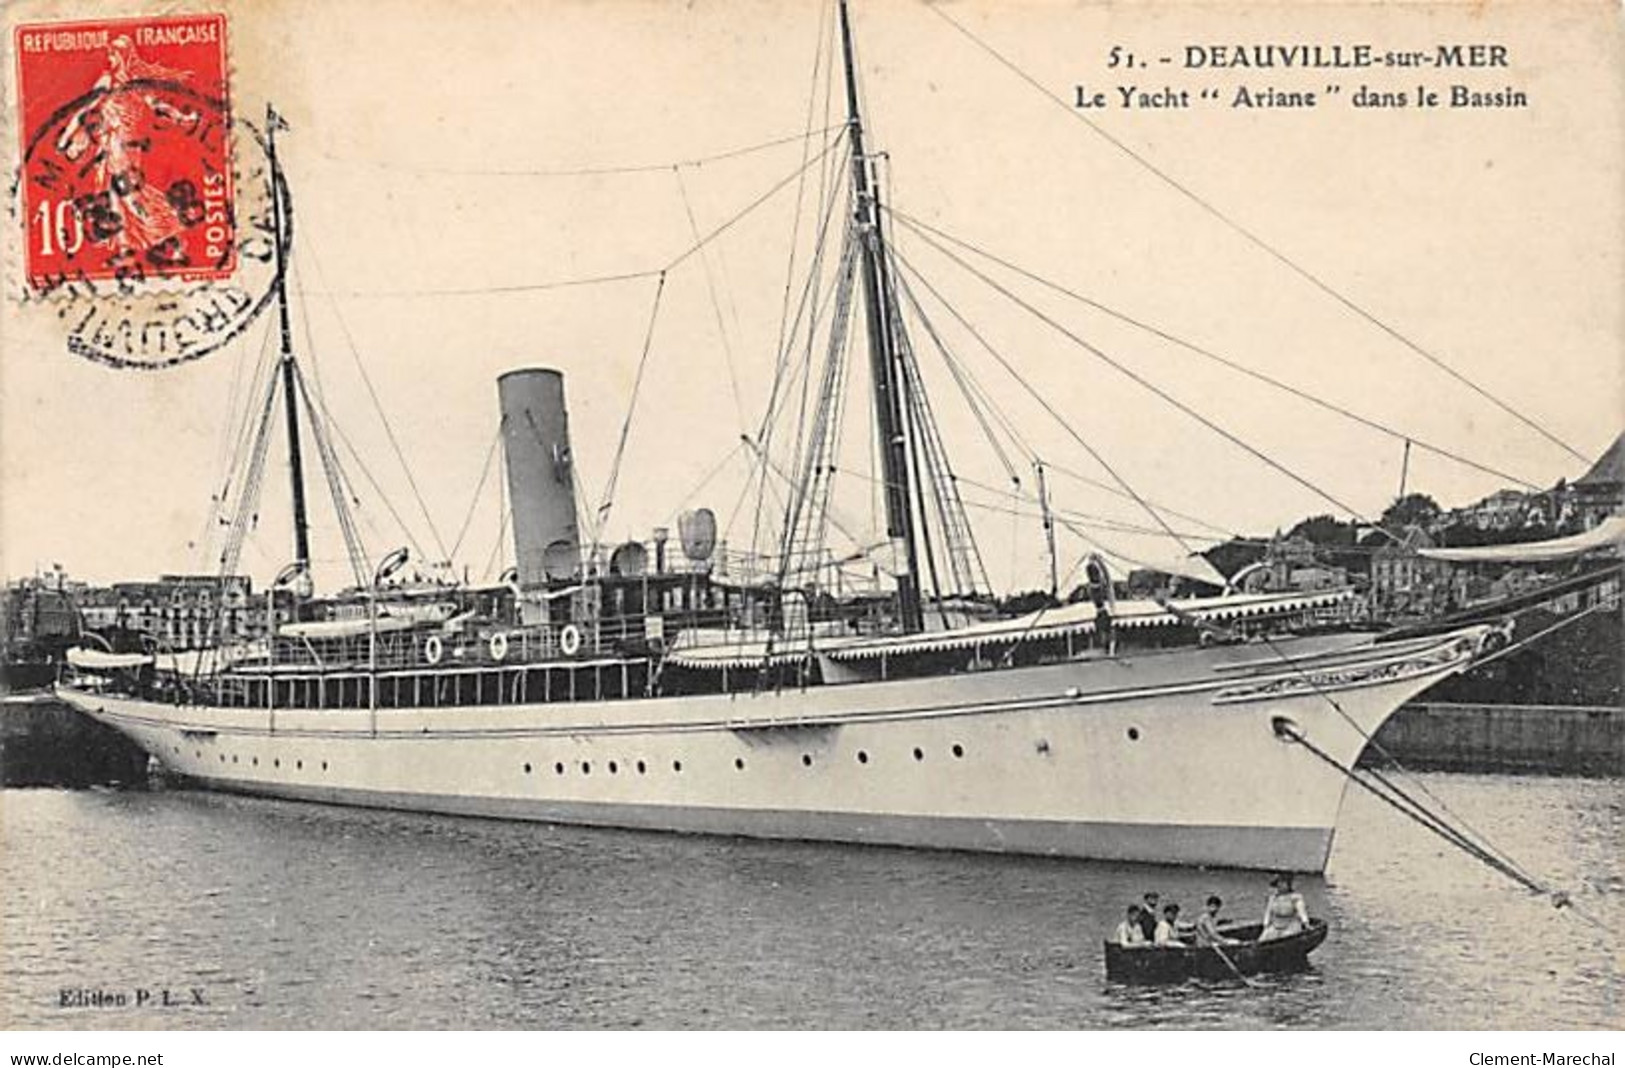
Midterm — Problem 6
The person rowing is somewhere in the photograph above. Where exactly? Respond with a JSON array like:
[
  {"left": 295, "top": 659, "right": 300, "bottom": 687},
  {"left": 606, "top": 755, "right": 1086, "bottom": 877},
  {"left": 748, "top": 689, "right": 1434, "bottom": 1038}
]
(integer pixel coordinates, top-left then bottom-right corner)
[{"left": 1193, "top": 895, "right": 1239, "bottom": 947}]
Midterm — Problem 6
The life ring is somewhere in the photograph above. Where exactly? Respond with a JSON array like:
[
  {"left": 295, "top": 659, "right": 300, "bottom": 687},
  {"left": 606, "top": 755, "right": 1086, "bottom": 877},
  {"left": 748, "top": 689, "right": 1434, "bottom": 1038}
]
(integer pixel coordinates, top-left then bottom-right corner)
[
  {"left": 559, "top": 623, "right": 583, "bottom": 657},
  {"left": 424, "top": 634, "right": 444, "bottom": 665},
  {"left": 489, "top": 632, "right": 509, "bottom": 661}
]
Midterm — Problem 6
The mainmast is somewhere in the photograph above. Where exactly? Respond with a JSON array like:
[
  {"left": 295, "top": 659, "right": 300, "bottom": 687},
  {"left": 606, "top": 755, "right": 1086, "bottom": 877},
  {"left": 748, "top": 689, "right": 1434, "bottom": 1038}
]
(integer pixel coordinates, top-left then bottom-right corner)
[
  {"left": 837, "top": 0, "right": 924, "bottom": 633},
  {"left": 266, "top": 105, "right": 312, "bottom": 577}
]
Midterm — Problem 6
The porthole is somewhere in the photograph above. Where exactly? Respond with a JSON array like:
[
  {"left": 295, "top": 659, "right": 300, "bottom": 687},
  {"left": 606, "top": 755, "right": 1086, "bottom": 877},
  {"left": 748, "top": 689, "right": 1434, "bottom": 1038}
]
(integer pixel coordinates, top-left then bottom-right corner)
[
  {"left": 637, "top": 760, "right": 647, "bottom": 774},
  {"left": 195, "top": 750, "right": 202, "bottom": 759},
  {"left": 801, "top": 754, "right": 813, "bottom": 767},
  {"left": 219, "top": 754, "right": 225, "bottom": 763},
  {"left": 951, "top": 744, "right": 965, "bottom": 759},
  {"left": 735, "top": 757, "right": 746, "bottom": 770},
  {"left": 523, "top": 763, "right": 532, "bottom": 774},
  {"left": 673, "top": 760, "right": 683, "bottom": 773},
  {"left": 581, "top": 761, "right": 591, "bottom": 775},
  {"left": 296, "top": 760, "right": 303, "bottom": 770},
  {"left": 273, "top": 758, "right": 281, "bottom": 768},
  {"left": 555, "top": 762, "right": 565, "bottom": 775},
  {"left": 252, "top": 757, "right": 259, "bottom": 766},
  {"left": 1127, "top": 727, "right": 1140, "bottom": 741},
  {"left": 232, "top": 755, "right": 238, "bottom": 764},
  {"left": 321, "top": 761, "right": 329, "bottom": 771},
  {"left": 857, "top": 750, "right": 869, "bottom": 764},
  {"left": 912, "top": 747, "right": 924, "bottom": 762},
  {"left": 608, "top": 761, "right": 619, "bottom": 775}
]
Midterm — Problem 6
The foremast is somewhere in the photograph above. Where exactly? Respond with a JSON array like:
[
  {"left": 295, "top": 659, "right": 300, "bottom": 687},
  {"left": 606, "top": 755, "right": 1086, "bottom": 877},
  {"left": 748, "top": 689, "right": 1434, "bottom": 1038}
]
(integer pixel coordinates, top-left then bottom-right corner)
[
  {"left": 837, "top": 0, "right": 924, "bottom": 633},
  {"left": 266, "top": 104, "right": 312, "bottom": 579}
]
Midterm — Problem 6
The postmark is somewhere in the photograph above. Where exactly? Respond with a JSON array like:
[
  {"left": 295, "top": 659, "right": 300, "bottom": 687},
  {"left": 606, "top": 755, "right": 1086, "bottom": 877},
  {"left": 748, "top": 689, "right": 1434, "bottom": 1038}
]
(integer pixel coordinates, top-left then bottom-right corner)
[{"left": 11, "top": 13, "right": 284, "bottom": 369}]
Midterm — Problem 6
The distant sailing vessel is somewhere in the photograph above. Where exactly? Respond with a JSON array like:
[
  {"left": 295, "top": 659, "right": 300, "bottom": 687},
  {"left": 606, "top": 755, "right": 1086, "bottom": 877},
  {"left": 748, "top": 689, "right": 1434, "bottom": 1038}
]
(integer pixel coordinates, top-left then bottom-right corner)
[{"left": 58, "top": 1, "right": 1509, "bottom": 872}]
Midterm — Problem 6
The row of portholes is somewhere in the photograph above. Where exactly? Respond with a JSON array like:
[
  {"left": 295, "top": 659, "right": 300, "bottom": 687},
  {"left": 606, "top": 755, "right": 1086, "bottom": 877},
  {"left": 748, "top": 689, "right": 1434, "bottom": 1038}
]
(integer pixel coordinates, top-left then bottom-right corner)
[
  {"left": 178, "top": 744, "right": 329, "bottom": 774},
  {"left": 520, "top": 742, "right": 970, "bottom": 778},
  {"left": 522, "top": 758, "right": 670, "bottom": 776}
]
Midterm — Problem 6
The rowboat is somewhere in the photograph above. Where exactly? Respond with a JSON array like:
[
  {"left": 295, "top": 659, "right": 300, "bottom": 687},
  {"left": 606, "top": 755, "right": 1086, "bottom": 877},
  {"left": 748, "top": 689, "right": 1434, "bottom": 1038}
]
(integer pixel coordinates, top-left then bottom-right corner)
[{"left": 1102, "top": 920, "right": 1329, "bottom": 983}]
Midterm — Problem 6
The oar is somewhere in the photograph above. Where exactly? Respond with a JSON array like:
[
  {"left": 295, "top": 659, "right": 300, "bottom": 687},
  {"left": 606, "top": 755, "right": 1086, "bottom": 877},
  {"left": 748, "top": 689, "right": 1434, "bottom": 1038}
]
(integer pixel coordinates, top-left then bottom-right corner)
[{"left": 1209, "top": 941, "right": 1263, "bottom": 989}]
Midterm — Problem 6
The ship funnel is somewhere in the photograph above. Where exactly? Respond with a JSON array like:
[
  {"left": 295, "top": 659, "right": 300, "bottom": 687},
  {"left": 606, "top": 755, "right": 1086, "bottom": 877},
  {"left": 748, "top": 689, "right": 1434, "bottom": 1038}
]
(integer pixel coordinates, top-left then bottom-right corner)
[{"left": 499, "top": 369, "right": 581, "bottom": 591}]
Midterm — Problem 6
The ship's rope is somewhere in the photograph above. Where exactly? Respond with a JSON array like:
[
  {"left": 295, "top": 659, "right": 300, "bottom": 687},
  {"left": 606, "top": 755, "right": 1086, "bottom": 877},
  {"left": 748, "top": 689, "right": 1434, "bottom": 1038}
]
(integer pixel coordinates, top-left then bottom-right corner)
[
  {"left": 449, "top": 426, "right": 504, "bottom": 563},
  {"left": 302, "top": 240, "right": 450, "bottom": 566},
  {"left": 320, "top": 125, "right": 846, "bottom": 179},
  {"left": 675, "top": 171, "right": 747, "bottom": 429},
  {"left": 891, "top": 221, "right": 1404, "bottom": 547},
  {"left": 1155, "top": 592, "right": 1600, "bottom": 890},
  {"left": 1151, "top": 585, "right": 1619, "bottom": 937},
  {"left": 1275, "top": 722, "right": 1609, "bottom": 935},
  {"left": 886, "top": 207, "right": 1546, "bottom": 493},
  {"left": 917, "top": 1, "right": 1587, "bottom": 465},
  {"left": 596, "top": 272, "right": 668, "bottom": 539}
]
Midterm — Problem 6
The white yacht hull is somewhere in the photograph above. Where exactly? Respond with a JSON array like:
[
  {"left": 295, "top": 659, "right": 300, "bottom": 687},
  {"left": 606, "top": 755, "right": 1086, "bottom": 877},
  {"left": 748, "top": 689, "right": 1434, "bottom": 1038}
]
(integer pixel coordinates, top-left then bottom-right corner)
[{"left": 55, "top": 627, "right": 1492, "bottom": 871}]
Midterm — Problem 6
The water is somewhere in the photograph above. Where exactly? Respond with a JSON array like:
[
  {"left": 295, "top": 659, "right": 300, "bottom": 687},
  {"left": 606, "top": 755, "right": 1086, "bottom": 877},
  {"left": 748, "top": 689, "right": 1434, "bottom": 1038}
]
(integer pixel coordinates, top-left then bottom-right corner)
[{"left": 1, "top": 773, "right": 1619, "bottom": 1029}]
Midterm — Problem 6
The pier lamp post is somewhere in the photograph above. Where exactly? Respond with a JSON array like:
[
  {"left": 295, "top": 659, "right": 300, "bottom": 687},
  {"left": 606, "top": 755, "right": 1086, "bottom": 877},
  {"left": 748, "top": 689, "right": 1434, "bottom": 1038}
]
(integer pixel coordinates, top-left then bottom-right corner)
[{"left": 369, "top": 548, "right": 410, "bottom": 737}]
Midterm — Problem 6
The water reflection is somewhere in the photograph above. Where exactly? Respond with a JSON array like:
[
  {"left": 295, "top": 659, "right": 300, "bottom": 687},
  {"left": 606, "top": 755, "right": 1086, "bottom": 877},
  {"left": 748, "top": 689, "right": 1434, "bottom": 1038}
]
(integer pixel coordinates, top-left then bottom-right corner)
[{"left": 1, "top": 772, "right": 1619, "bottom": 1028}]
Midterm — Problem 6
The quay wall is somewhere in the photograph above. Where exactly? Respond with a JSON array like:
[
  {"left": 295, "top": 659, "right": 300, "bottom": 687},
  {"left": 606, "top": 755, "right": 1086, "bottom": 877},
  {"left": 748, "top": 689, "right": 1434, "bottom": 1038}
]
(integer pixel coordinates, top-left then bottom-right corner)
[
  {"left": 1367, "top": 701, "right": 1622, "bottom": 777},
  {"left": 0, "top": 695, "right": 149, "bottom": 787}
]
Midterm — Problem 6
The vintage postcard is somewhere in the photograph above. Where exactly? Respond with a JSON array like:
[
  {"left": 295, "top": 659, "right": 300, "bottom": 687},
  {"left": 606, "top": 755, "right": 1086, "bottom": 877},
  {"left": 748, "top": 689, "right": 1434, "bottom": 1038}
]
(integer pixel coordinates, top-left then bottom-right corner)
[{"left": 1, "top": 0, "right": 1619, "bottom": 1042}]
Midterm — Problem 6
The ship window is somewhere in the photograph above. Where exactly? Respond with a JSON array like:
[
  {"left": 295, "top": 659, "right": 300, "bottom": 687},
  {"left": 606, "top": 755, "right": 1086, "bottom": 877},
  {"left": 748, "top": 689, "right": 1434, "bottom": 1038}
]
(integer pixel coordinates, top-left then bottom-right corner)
[
  {"left": 912, "top": 747, "right": 924, "bottom": 762},
  {"left": 636, "top": 760, "right": 647, "bottom": 774},
  {"left": 219, "top": 754, "right": 225, "bottom": 762},
  {"left": 801, "top": 754, "right": 813, "bottom": 767},
  {"left": 1127, "top": 728, "right": 1140, "bottom": 741},
  {"left": 735, "top": 757, "right": 746, "bottom": 770},
  {"left": 673, "top": 760, "right": 683, "bottom": 772},
  {"left": 608, "top": 761, "right": 619, "bottom": 775},
  {"left": 274, "top": 758, "right": 281, "bottom": 768},
  {"left": 951, "top": 744, "right": 965, "bottom": 759},
  {"left": 524, "top": 763, "right": 532, "bottom": 774},
  {"left": 555, "top": 762, "right": 565, "bottom": 775},
  {"left": 581, "top": 761, "right": 591, "bottom": 775},
  {"left": 232, "top": 755, "right": 238, "bottom": 764},
  {"left": 296, "top": 760, "right": 303, "bottom": 770},
  {"left": 857, "top": 750, "right": 869, "bottom": 764},
  {"left": 252, "top": 757, "right": 258, "bottom": 766},
  {"left": 321, "top": 761, "right": 328, "bottom": 771}
]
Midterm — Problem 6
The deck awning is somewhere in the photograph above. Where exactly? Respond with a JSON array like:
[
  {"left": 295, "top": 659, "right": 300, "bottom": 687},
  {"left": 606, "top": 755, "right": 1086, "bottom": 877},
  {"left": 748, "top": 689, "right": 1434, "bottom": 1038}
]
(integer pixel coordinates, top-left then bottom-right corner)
[
  {"left": 1418, "top": 515, "right": 1625, "bottom": 563},
  {"left": 664, "top": 588, "right": 1355, "bottom": 668},
  {"left": 66, "top": 648, "right": 153, "bottom": 670}
]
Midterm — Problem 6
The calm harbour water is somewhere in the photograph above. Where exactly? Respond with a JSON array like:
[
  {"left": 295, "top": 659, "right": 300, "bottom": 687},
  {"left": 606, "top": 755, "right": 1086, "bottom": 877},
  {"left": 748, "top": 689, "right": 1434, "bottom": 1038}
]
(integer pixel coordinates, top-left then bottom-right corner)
[{"left": 1, "top": 771, "right": 1619, "bottom": 1029}]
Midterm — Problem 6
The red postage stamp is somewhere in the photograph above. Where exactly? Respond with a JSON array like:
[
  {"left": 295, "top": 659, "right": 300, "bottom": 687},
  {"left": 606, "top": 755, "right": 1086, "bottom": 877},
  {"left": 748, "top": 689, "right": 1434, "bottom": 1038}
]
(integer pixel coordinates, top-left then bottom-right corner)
[{"left": 14, "top": 14, "right": 233, "bottom": 292}]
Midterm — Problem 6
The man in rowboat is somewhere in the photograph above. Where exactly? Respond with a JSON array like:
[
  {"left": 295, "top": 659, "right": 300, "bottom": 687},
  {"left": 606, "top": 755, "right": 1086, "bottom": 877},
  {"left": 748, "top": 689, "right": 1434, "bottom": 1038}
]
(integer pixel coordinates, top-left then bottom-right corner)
[
  {"left": 1114, "top": 905, "right": 1148, "bottom": 948},
  {"left": 1153, "top": 903, "right": 1186, "bottom": 947},
  {"left": 1193, "top": 895, "right": 1240, "bottom": 947}
]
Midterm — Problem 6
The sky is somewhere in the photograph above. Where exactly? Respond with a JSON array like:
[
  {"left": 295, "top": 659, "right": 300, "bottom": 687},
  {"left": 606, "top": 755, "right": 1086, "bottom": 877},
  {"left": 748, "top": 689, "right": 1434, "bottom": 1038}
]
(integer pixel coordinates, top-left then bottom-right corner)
[{"left": 2, "top": 0, "right": 1621, "bottom": 596}]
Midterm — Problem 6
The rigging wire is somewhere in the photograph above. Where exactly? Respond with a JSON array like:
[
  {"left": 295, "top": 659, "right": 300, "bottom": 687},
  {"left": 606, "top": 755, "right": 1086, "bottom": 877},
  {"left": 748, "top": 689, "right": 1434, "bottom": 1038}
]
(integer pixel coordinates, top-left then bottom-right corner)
[
  {"left": 886, "top": 207, "right": 1546, "bottom": 493},
  {"left": 301, "top": 239, "right": 452, "bottom": 565},
  {"left": 885, "top": 240, "right": 1223, "bottom": 566},
  {"left": 596, "top": 272, "right": 669, "bottom": 538},
  {"left": 889, "top": 228, "right": 1403, "bottom": 550},
  {"left": 675, "top": 171, "right": 748, "bottom": 429},
  {"left": 320, "top": 125, "right": 847, "bottom": 178},
  {"left": 322, "top": 130, "right": 847, "bottom": 301},
  {"left": 290, "top": 362, "right": 371, "bottom": 589},
  {"left": 449, "top": 426, "right": 505, "bottom": 563},
  {"left": 918, "top": 1, "right": 1588, "bottom": 465}
]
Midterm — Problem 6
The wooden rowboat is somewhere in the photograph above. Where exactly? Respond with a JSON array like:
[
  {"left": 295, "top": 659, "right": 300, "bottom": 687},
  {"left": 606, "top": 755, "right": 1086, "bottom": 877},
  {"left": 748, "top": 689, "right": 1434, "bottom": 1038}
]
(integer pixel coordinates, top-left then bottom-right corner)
[{"left": 1103, "top": 920, "right": 1329, "bottom": 983}]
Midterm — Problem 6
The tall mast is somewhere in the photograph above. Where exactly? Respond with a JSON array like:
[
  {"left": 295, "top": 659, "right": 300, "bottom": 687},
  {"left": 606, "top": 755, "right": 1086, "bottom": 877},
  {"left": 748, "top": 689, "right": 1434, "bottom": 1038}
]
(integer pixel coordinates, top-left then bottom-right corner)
[
  {"left": 266, "top": 105, "right": 312, "bottom": 577},
  {"left": 838, "top": 0, "right": 923, "bottom": 633}
]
